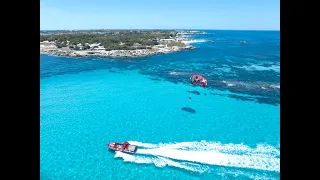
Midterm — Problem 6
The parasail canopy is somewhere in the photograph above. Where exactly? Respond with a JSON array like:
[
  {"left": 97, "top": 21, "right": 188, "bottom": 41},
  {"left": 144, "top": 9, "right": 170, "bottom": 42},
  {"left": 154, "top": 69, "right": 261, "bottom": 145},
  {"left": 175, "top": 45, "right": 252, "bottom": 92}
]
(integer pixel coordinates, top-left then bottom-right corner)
[{"left": 190, "top": 74, "right": 207, "bottom": 87}]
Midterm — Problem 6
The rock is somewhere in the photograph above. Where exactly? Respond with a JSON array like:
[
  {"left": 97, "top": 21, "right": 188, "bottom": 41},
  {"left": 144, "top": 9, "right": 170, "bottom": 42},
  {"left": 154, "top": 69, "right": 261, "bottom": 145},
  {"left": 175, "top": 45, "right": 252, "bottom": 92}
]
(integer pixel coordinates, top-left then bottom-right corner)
[{"left": 40, "top": 43, "right": 196, "bottom": 58}]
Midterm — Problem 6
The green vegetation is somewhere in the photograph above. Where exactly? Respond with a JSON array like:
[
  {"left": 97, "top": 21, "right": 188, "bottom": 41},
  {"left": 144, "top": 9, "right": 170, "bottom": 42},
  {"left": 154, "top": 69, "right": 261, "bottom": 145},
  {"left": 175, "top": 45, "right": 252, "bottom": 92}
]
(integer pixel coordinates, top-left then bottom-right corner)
[
  {"left": 40, "top": 30, "right": 178, "bottom": 51},
  {"left": 167, "top": 41, "right": 185, "bottom": 47},
  {"left": 83, "top": 45, "right": 90, "bottom": 50}
]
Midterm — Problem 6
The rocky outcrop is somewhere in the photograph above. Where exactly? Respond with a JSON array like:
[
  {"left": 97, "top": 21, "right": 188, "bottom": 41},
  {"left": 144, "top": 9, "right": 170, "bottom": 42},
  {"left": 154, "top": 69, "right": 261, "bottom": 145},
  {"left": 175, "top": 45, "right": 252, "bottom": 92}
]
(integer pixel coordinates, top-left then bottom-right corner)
[{"left": 40, "top": 45, "right": 196, "bottom": 58}]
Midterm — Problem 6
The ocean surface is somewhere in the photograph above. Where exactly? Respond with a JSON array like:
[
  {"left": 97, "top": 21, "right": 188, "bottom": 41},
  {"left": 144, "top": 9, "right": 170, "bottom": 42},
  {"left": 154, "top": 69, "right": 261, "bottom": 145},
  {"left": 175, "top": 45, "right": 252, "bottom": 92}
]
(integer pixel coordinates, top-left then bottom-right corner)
[{"left": 40, "top": 30, "right": 280, "bottom": 180}]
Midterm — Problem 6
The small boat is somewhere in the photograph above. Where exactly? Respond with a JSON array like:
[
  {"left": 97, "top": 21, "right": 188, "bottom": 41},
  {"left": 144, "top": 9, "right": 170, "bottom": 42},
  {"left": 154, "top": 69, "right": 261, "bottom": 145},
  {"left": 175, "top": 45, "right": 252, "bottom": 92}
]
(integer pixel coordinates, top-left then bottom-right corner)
[{"left": 107, "top": 142, "right": 138, "bottom": 153}]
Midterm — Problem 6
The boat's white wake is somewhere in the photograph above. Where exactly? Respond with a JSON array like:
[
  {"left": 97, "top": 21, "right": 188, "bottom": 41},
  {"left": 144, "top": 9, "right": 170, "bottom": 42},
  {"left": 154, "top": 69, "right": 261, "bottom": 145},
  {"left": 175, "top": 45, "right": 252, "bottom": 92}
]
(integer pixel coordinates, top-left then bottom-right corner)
[
  {"left": 114, "top": 140, "right": 280, "bottom": 174},
  {"left": 114, "top": 152, "right": 210, "bottom": 173}
]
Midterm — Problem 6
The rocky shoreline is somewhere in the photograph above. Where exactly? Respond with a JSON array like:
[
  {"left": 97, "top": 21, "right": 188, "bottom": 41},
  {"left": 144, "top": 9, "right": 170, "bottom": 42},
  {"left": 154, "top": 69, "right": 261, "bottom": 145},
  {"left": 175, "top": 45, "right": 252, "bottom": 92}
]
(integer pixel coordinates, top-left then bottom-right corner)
[
  {"left": 40, "top": 30, "right": 206, "bottom": 58},
  {"left": 40, "top": 44, "right": 195, "bottom": 58}
]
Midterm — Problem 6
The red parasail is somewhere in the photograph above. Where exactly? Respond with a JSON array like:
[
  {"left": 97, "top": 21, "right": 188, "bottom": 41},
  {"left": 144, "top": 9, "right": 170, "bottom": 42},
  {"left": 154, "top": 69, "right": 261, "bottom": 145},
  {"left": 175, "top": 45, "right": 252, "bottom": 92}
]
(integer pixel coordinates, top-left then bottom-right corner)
[{"left": 190, "top": 74, "right": 207, "bottom": 88}]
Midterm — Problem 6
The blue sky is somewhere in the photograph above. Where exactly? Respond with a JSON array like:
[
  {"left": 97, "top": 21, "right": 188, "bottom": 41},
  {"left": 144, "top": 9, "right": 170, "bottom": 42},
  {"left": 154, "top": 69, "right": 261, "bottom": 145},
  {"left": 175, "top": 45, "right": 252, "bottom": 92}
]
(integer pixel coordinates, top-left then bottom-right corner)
[{"left": 40, "top": 0, "right": 280, "bottom": 30}]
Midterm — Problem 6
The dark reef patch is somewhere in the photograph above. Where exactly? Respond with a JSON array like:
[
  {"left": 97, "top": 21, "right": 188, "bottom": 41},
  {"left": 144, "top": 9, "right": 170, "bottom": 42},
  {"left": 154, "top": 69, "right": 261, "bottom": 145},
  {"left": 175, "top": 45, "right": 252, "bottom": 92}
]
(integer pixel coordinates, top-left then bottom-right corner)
[
  {"left": 186, "top": 90, "right": 201, "bottom": 95},
  {"left": 149, "top": 78, "right": 162, "bottom": 81},
  {"left": 255, "top": 97, "right": 280, "bottom": 106},
  {"left": 181, "top": 107, "right": 196, "bottom": 113},
  {"left": 227, "top": 94, "right": 255, "bottom": 101},
  {"left": 210, "top": 92, "right": 279, "bottom": 106}
]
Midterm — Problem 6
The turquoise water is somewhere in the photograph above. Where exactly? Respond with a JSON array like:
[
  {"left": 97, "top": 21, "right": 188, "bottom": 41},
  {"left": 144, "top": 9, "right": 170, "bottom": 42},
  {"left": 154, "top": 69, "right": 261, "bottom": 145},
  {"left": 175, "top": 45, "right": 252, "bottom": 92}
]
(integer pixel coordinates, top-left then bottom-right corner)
[{"left": 40, "top": 30, "right": 280, "bottom": 179}]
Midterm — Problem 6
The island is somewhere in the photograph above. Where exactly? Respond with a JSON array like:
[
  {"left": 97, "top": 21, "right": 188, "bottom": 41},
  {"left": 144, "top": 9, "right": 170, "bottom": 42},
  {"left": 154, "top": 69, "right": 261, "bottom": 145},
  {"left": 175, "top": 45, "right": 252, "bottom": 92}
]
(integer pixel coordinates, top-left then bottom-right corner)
[{"left": 40, "top": 30, "right": 202, "bottom": 58}]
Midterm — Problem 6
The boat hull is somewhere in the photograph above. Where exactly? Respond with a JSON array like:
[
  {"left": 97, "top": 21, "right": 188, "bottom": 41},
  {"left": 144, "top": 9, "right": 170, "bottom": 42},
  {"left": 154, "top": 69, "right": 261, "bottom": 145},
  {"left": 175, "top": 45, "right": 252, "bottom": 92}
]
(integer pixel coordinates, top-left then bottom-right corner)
[{"left": 107, "top": 142, "right": 138, "bottom": 153}]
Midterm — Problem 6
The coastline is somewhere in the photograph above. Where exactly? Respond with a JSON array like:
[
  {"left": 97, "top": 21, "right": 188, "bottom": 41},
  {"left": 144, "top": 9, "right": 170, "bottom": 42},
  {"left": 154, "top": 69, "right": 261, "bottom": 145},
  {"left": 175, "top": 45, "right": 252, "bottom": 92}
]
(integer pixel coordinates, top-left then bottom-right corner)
[
  {"left": 40, "top": 43, "right": 196, "bottom": 58},
  {"left": 40, "top": 30, "right": 210, "bottom": 59}
]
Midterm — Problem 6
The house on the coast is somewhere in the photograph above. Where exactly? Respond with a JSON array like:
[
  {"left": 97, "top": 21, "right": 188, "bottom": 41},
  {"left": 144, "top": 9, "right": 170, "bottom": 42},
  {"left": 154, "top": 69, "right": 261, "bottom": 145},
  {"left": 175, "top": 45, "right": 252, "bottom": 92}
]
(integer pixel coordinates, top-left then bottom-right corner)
[
  {"left": 159, "top": 39, "right": 175, "bottom": 43},
  {"left": 153, "top": 44, "right": 167, "bottom": 48},
  {"left": 40, "top": 41, "right": 56, "bottom": 45},
  {"left": 93, "top": 46, "right": 106, "bottom": 50}
]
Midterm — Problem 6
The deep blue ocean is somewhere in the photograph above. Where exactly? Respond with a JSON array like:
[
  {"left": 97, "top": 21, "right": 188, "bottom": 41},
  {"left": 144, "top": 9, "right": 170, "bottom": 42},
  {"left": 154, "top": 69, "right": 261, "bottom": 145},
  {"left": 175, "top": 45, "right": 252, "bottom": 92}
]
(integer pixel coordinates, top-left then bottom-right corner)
[{"left": 40, "top": 30, "right": 280, "bottom": 180}]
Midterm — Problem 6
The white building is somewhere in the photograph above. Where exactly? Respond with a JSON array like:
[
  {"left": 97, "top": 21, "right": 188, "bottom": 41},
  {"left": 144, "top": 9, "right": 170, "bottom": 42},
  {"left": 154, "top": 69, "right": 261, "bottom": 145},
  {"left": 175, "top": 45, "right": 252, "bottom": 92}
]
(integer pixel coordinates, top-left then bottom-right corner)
[{"left": 93, "top": 46, "right": 105, "bottom": 50}]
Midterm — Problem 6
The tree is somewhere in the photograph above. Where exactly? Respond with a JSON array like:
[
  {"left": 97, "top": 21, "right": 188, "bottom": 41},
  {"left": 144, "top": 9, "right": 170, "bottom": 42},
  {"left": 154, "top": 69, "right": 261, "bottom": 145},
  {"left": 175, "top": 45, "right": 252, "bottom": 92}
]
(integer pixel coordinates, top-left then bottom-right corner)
[
  {"left": 40, "top": 30, "right": 180, "bottom": 51},
  {"left": 83, "top": 45, "right": 90, "bottom": 50}
]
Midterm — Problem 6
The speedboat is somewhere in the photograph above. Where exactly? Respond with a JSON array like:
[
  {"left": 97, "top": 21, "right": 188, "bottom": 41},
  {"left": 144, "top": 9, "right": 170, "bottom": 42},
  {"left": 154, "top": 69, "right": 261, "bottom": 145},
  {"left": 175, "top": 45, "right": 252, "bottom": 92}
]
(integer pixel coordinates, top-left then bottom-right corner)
[{"left": 107, "top": 142, "right": 138, "bottom": 153}]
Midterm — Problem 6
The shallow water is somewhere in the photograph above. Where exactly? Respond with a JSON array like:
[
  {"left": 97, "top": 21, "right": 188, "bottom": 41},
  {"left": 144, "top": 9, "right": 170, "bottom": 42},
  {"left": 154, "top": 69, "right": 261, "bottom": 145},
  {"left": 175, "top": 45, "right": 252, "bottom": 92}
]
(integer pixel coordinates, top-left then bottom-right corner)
[{"left": 40, "top": 30, "right": 280, "bottom": 180}]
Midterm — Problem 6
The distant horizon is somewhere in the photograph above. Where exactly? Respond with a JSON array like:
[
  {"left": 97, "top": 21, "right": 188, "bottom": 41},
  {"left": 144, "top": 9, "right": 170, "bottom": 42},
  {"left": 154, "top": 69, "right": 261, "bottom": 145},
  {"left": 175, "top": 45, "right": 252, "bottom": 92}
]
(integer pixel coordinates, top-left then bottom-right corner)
[{"left": 40, "top": 28, "right": 280, "bottom": 31}]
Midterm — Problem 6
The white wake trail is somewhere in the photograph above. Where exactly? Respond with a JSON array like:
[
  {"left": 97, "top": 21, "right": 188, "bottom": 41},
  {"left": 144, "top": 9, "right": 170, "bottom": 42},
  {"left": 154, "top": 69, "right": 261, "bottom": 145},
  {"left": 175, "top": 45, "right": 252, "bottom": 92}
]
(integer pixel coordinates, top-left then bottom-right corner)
[
  {"left": 116, "top": 141, "right": 280, "bottom": 173},
  {"left": 114, "top": 151, "right": 209, "bottom": 173},
  {"left": 136, "top": 148, "right": 279, "bottom": 172}
]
